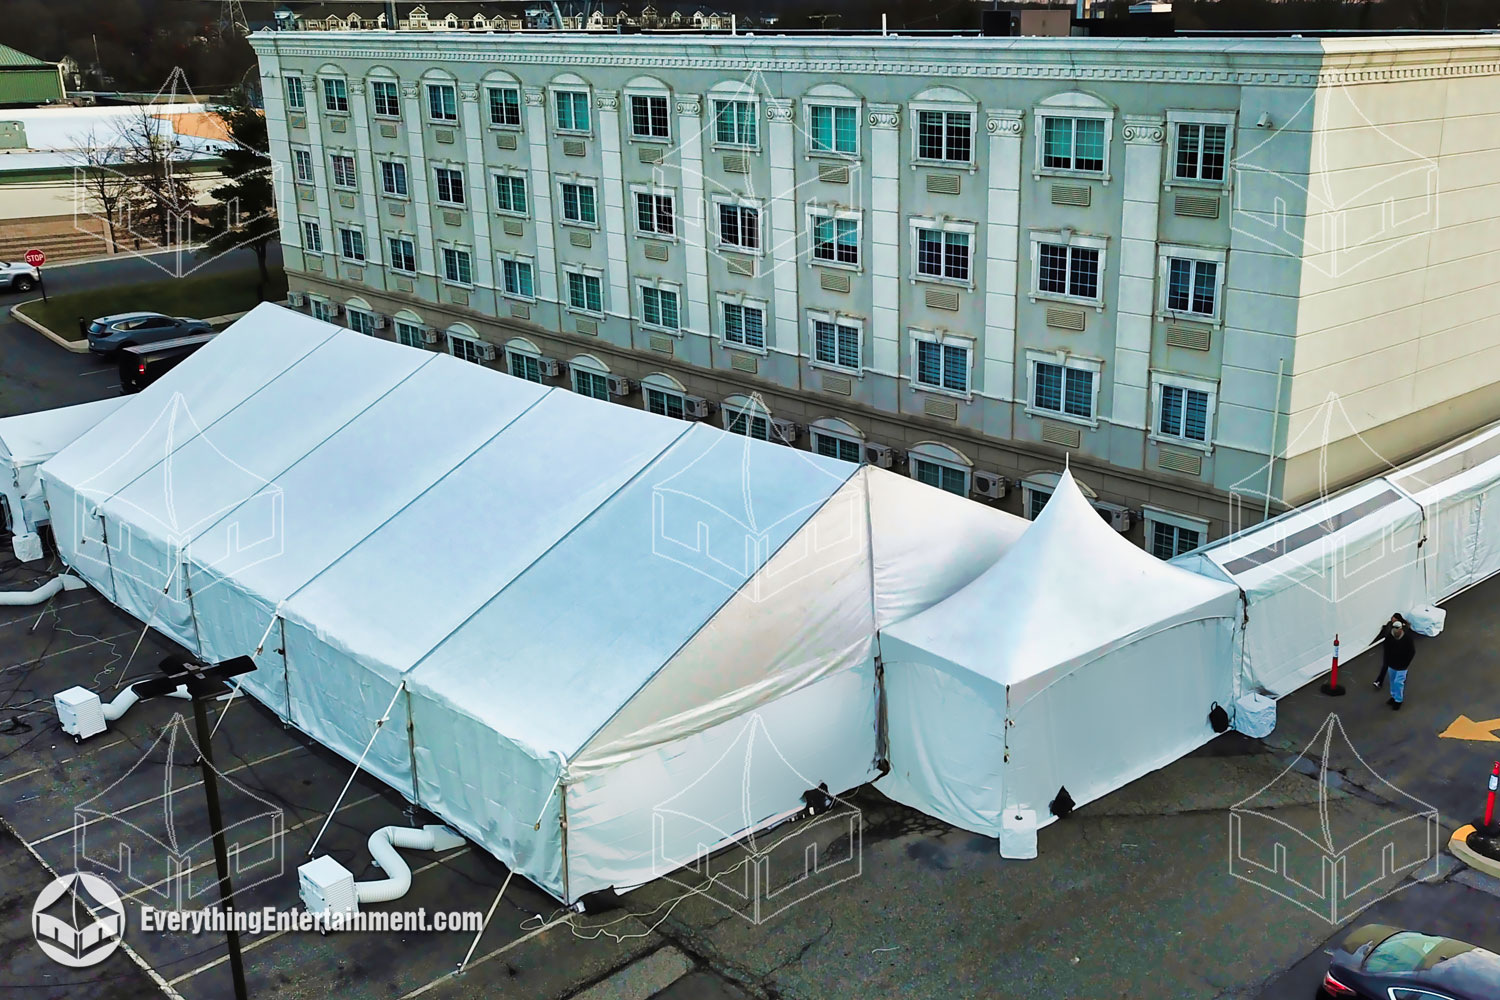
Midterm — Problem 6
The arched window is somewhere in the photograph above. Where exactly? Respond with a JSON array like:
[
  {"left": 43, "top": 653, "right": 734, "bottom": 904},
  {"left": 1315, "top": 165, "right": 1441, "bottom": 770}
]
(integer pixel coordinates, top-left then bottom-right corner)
[
  {"left": 570, "top": 354, "right": 612, "bottom": 400},
  {"left": 809, "top": 417, "right": 864, "bottom": 464},
  {"left": 504, "top": 337, "right": 544, "bottom": 382},
  {"left": 344, "top": 296, "right": 376, "bottom": 337},
  {"left": 642, "top": 372, "right": 688, "bottom": 419},
  {"left": 722, "top": 393, "right": 772, "bottom": 441},
  {"left": 910, "top": 85, "right": 977, "bottom": 167},
  {"left": 1020, "top": 469, "right": 1098, "bottom": 520},
  {"left": 908, "top": 442, "right": 972, "bottom": 496},
  {"left": 446, "top": 322, "right": 486, "bottom": 365},
  {"left": 804, "top": 83, "right": 860, "bottom": 157},
  {"left": 1033, "top": 91, "right": 1116, "bottom": 184},
  {"left": 393, "top": 309, "right": 425, "bottom": 349}
]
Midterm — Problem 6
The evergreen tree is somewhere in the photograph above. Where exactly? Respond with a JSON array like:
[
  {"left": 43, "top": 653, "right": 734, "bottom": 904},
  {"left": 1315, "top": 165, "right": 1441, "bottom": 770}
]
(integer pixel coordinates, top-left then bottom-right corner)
[{"left": 202, "top": 86, "right": 278, "bottom": 298}]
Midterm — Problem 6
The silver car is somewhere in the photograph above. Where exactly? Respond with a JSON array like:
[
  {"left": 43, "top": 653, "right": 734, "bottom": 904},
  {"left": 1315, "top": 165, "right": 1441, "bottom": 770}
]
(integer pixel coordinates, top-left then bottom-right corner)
[
  {"left": 86, "top": 312, "right": 214, "bottom": 355},
  {"left": 0, "top": 260, "right": 40, "bottom": 293}
]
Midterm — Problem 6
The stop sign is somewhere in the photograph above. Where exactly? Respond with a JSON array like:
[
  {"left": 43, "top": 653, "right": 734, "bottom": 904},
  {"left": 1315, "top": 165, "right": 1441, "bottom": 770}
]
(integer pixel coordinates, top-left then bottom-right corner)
[{"left": 23, "top": 248, "right": 45, "bottom": 267}]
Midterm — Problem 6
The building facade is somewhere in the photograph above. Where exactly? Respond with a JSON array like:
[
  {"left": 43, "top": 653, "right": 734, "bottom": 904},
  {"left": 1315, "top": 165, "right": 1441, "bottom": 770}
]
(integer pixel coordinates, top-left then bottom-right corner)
[{"left": 247, "top": 31, "right": 1500, "bottom": 555}]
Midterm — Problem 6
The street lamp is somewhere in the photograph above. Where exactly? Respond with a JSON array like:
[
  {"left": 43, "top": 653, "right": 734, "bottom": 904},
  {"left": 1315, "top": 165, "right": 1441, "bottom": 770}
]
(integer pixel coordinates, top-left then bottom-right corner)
[{"left": 134, "top": 654, "right": 257, "bottom": 1000}]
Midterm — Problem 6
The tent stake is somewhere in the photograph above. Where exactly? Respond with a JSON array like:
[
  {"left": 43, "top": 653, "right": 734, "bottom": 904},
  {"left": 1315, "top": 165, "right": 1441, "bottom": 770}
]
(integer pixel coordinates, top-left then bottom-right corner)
[{"left": 455, "top": 870, "right": 513, "bottom": 975}]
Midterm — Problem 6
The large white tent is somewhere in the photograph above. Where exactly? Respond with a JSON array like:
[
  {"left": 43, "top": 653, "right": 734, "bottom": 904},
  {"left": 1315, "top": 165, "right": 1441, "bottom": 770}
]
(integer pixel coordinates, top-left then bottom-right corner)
[
  {"left": 878, "top": 470, "right": 1240, "bottom": 846},
  {"left": 1173, "top": 480, "right": 1428, "bottom": 697},
  {"left": 0, "top": 397, "right": 128, "bottom": 551},
  {"left": 39, "top": 303, "right": 1028, "bottom": 901},
  {"left": 1388, "top": 420, "right": 1500, "bottom": 604}
]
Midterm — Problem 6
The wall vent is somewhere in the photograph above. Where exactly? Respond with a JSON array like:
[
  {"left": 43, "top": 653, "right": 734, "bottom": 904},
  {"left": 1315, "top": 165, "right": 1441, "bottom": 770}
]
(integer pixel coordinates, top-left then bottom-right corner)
[
  {"left": 502, "top": 218, "right": 523, "bottom": 237},
  {"left": 925, "top": 287, "right": 960, "bottom": 311},
  {"left": 730, "top": 353, "right": 758, "bottom": 373},
  {"left": 650, "top": 334, "right": 674, "bottom": 353},
  {"left": 725, "top": 255, "right": 755, "bottom": 277},
  {"left": 1051, "top": 183, "right": 1091, "bottom": 207},
  {"left": 434, "top": 128, "right": 456, "bottom": 144},
  {"left": 495, "top": 131, "right": 518, "bottom": 150},
  {"left": 722, "top": 153, "right": 749, "bottom": 174},
  {"left": 569, "top": 230, "right": 592, "bottom": 248},
  {"left": 1175, "top": 194, "right": 1220, "bottom": 219},
  {"left": 442, "top": 210, "right": 462, "bottom": 227},
  {"left": 643, "top": 241, "right": 669, "bottom": 261},
  {"left": 329, "top": 117, "right": 347, "bottom": 133},
  {"left": 394, "top": 276, "right": 413, "bottom": 292},
  {"left": 818, "top": 163, "right": 849, "bottom": 184},
  {"left": 926, "top": 173, "right": 961, "bottom": 195},
  {"left": 448, "top": 288, "right": 469, "bottom": 307},
  {"left": 338, "top": 193, "right": 356, "bottom": 209},
  {"left": 288, "top": 113, "right": 306, "bottom": 130},
  {"left": 1165, "top": 324, "right": 1212, "bottom": 351},
  {"left": 1045, "top": 307, "right": 1086, "bottom": 331},
  {"left": 820, "top": 270, "right": 851, "bottom": 293},
  {"left": 638, "top": 144, "right": 664, "bottom": 164},
  {"left": 1041, "top": 422, "right": 1082, "bottom": 448},
  {"left": 822, "top": 373, "right": 853, "bottom": 396},
  {"left": 1158, "top": 447, "right": 1204, "bottom": 476},
  {"left": 378, "top": 122, "right": 398, "bottom": 139},
  {"left": 575, "top": 318, "right": 597, "bottom": 336},
  {"left": 562, "top": 138, "right": 586, "bottom": 157},
  {"left": 509, "top": 302, "right": 530, "bottom": 320}
]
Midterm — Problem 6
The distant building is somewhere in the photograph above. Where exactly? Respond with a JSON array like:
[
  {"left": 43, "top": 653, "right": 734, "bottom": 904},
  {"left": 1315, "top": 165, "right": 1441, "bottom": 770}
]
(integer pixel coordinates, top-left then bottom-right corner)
[
  {"left": 278, "top": 2, "right": 744, "bottom": 32},
  {"left": 0, "top": 44, "right": 67, "bottom": 108}
]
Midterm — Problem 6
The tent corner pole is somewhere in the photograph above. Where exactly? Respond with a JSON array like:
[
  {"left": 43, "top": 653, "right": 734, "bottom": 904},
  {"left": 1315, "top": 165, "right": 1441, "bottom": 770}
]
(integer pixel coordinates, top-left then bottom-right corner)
[
  {"left": 404, "top": 684, "right": 421, "bottom": 823},
  {"left": 1263, "top": 359, "right": 1285, "bottom": 524},
  {"left": 558, "top": 780, "right": 571, "bottom": 905}
]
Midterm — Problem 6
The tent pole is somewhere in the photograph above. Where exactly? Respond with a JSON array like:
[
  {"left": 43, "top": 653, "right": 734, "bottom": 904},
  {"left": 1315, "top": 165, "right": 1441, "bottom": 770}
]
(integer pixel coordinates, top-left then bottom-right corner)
[
  {"left": 559, "top": 779, "right": 571, "bottom": 905},
  {"left": 278, "top": 619, "right": 292, "bottom": 728},
  {"left": 1263, "top": 359, "right": 1285, "bottom": 524},
  {"left": 405, "top": 684, "right": 420, "bottom": 824}
]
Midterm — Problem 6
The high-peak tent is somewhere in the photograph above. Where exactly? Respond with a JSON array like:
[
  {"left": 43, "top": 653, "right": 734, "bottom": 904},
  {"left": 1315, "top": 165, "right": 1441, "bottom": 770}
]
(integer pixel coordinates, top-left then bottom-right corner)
[
  {"left": 40, "top": 303, "right": 1028, "bottom": 901},
  {"left": 878, "top": 469, "right": 1240, "bottom": 846}
]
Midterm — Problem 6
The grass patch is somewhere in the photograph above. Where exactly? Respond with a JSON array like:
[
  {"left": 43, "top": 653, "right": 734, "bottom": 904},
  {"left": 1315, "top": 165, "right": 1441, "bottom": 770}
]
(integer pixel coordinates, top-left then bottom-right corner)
[{"left": 18, "top": 264, "right": 288, "bottom": 342}]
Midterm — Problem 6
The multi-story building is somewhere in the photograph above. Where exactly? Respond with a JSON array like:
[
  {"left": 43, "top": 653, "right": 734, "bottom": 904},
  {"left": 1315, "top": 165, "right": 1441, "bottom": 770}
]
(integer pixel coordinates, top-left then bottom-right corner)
[{"left": 247, "top": 31, "right": 1500, "bottom": 556}]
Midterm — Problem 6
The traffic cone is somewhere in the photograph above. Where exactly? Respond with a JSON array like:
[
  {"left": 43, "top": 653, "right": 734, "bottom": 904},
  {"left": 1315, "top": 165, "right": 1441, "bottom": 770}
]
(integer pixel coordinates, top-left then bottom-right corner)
[{"left": 1320, "top": 634, "right": 1345, "bottom": 696}]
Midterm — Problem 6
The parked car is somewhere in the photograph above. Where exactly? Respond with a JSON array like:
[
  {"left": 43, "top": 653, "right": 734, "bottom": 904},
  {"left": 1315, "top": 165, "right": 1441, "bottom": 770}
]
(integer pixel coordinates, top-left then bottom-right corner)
[
  {"left": 0, "top": 260, "right": 40, "bottom": 293},
  {"left": 86, "top": 312, "right": 213, "bottom": 356},
  {"left": 118, "top": 334, "right": 216, "bottom": 394},
  {"left": 1321, "top": 924, "right": 1500, "bottom": 999}
]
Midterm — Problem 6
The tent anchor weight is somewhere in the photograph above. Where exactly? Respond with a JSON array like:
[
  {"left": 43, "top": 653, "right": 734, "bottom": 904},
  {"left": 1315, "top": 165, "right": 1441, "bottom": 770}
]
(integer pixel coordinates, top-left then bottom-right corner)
[{"left": 1320, "top": 635, "right": 1346, "bottom": 696}]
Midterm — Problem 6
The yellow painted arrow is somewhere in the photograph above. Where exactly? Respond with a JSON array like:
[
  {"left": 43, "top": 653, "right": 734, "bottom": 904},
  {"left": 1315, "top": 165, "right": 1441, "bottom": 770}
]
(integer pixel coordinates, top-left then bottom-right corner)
[{"left": 1440, "top": 716, "right": 1500, "bottom": 742}]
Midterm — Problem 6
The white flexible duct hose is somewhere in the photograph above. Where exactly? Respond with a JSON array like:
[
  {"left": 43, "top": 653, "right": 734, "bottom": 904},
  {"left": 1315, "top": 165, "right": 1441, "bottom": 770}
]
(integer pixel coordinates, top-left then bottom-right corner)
[
  {"left": 0, "top": 574, "right": 85, "bottom": 606},
  {"left": 100, "top": 683, "right": 191, "bottom": 722},
  {"left": 355, "top": 824, "right": 466, "bottom": 904}
]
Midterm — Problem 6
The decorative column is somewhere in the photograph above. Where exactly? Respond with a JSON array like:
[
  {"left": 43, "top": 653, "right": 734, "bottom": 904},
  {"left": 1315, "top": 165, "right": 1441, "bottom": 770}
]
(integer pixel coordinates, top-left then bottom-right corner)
[
  {"left": 304, "top": 77, "right": 335, "bottom": 263},
  {"left": 983, "top": 109, "right": 1025, "bottom": 402},
  {"left": 676, "top": 95, "right": 710, "bottom": 337},
  {"left": 765, "top": 97, "right": 799, "bottom": 355},
  {"left": 259, "top": 64, "right": 300, "bottom": 251},
  {"left": 348, "top": 82, "right": 383, "bottom": 267},
  {"left": 1112, "top": 115, "right": 1166, "bottom": 429},
  {"left": 460, "top": 84, "right": 494, "bottom": 289},
  {"left": 595, "top": 89, "right": 630, "bottom": 321},
  {"left": 867, "top": 103, "right": 902, "bottom": 375},
  {"left": 401, "top": 83, "right": 435, "bottom": 276},
  {"left": 523, "top": 86, "right": 559, "bottom": 305}
]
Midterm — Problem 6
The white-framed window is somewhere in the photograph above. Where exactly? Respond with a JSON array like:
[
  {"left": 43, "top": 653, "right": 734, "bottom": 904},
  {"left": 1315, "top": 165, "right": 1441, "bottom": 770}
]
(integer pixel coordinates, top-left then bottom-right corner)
[
  {"left": 500, "top": 256, "right": 534, "bottom": 299},
  {"left": 370, "top": 80, "right": 401, "bottom": 118},
  {"left": 813, "top": 432, "right": 862, "bottom": 464},
  {"left": 441, "top": 246, "right": 472, "bottom": 285},
  {"left": 426, "top": 82, "right": 458, "bottom": 122},
  {"left": 1024, "top": 483, "right": 1052, "bottom": 520},
  {"left": 322, "top": 77, "right": 348, "bottom": 114},
  {"left": 720, "top": 299, "right": 767, "bottom": 351},
  {"left": 310, "top": 297, "right": 335, "bottom": 322},
  {"left": 634, "top": 190, "right": 675, "bottom": 238},
  {"left": 565, "top": 270, "right": 604, "bottom": 314},
  {"left": 1030, "top": 231, "right": 1108, "bottom": 306},
  {"left": 715, "top": 201, "right": 761, "bottom": 253},
  {"left": 285, "top": 76, "right": 305, "bottom": 111},
  {"left": 646, "top": 385, "right": 686, "bottom": 419},
  {"left": 1027, "top": 351, "right": 1103, "bottom": 425},
  {"left": 573, "top": 362, "right": 611, "bottom": 400},
  {"left": 330, "top": 153, "right": 356, "bottom": 189},
  {"left": 554, "top": 90, "right": 591, "bottom": 132},
  {"left": 809, "top": 209, "right": 860, "bottom": 268},
  {"left": 629, "top": 93, "right": 670, "bottom": 139},
  {"left": 1151, "top": 372, "right": 1217, "bottom": 449},
  {"left": 387, "top": 236, "right": 416, "bottom": 273},
  {"left": 908, "top": 443, "right": 971, "bottom": 496},
  {"left": 1144, "top": 507, "right": 1208, "bottom": 559},
  {"left": 809, "top": 312, "right": 861, "bottom": 372},
  {"left": 487, "top": 85, "right": 521, "bottom": 128},
  {"left": 506, "top": 340, "right": 543, "bottom": 382},
  {"left": 292, "top": 148, "right": 314, "bottom": 184},
  {"left": 433, "top": 166, "right": 465, "bottom": 206},
  {"left": 723, "top": 397, "right": 772, "bottom": 440},
  {"left": 1167, "top": 111, "right": 1235, "bottom": 186},
  {"left": 713, "top": 98, "right": 757, "bottom": 148},
  {"left": 559, "top": 181, "right": 598, "bottom": 226},
  {"left": 1033, "top": 93, "right": 1115, "bottom": 181},
  {"left": 492, "top": 172, "right": 527, "bottom": 216},
  {"left": 347, "top": 306, "right": 376, "bottom": 336},
  {"left": 1158, "top": 245, "right": 1227, "bottom": 323},
  {"left": 300, "top": 219, "right": 322, "bottom": 253},
  {"left": 448, "top": 330, "right": 485, "bottom": 364},
  {"left": 394, "top": 318, "right": 425, "bottom": 348},
  {"left": 807, "top": 102, "right": 858, "bottom": 156},
  {"left": 379, "top": 159, "right": 408, "bottom": 198},
  {"left": 640, "top": 283, "right": 681, "bottom": 332},
  {"left": 914, "top": 108, "right": 973, "bottom": 164},
  {"left": 911, "top": 220, "right": 974, "bottom": 285},
  {"left": 338, "top": 227, "right": 365, "bottom": 262},
  {"left": 912, "top": 332, "right": 971, "bottom": 395}
]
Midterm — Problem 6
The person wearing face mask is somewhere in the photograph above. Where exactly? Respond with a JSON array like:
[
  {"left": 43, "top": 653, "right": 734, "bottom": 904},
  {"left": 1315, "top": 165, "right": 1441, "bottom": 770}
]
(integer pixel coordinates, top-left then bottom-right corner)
[{"left": 1371, "top": 614, "right": 1416, "bottom": 710}]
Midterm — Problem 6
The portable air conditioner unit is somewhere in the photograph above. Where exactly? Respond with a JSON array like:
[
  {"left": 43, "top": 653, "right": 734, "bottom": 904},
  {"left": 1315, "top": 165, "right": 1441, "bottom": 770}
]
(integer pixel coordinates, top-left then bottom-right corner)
[
  {"left": 538, "top": 357, "right": 562, "bottom": 377},
  {"left": 287, "top": 291, "right": 306, "bottom": 308},
  {"left": 373, "top": 313, "right": 388, "bottom": 330},
  {"left": 423, "top": 328, "right": 440, "bottom": 344},
  {"left": 478, "top": 343, "right": 497, "bottom": 362},
  {"left": 298, "top": 855, "right": 358, "bottom": 924},
  {"left": 684, "top": 395, "right": 712, "bottom": 420},
  {"left": 55, "top": 686, "right": 107, "bottom": 742},
  {"left": 972, "top": 471, "right": 1007, "bottom": 500},
  {"left": 328, "top": 303, "right": 343, "bottom": 317},
  {"left": 864, "top": 443, "right": 899, "bottom": 469},
  {"left": 771, "top": 419, "right": 800, "bottom": 444},
  {"left": 1094, "top": 501, "right": 1133, "bottom": 533},
  {"left": 607, "top": 375, "right": 635, "bottom": 397}
]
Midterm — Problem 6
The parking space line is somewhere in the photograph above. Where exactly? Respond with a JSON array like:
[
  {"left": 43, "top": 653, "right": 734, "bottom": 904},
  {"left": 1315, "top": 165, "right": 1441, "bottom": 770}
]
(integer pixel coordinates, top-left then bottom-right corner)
[
  {"left": 2, "top": 627, "right": 136, "bottom": 664},
  {"left": 27, "top": 745, "right": 305, "bottom": 848},
  {"left": 0, "top": 598, "right": 98, "bottom": 624},
  {"left": 164, "top": 848, "right": 472, "bottom": 987},
  {"left": 0, "top": 767, "right": 43, "bottom": 786},
  {"left": 396, "top": 914, "right": 574, "bottom": 999}
]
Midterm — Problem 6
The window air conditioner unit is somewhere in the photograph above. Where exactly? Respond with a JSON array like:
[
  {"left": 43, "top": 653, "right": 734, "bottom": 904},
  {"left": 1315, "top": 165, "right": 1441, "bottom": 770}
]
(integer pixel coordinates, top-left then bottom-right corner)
[
  {"left": 373, "top": 313, "right": 388, "bottom": 330},
  {"left": 537, "top": 357, "right": 562, "bottom": 377},
  {"left": 1093, "top": 501, "right": 1133, "bottom": 533},
  {"left": 423, "top": 328, "right": 440, "bottom": 344},
  {"left": 864, "top": 443, "right": 899, "bottom": 469},
  {"left": 328, "top": 303, "right": 343, "bottom": 317},
  {"left": 479, "top": 343, "right": 497, "bottom": 362},
  {"left": 684, "top": 395, "right": 712, "bottom": 420},
  {"left": 287, "top": 291, "right": 306, "bottom": 308},
  {"left": 607, "top": 375, "right": 635, "bottom": 397},
  {"left": 771, "top": 419, "right": 800, "bottom": 444},
  {"left": 972, "top": 471, "right": 1007, "bottom": 500}
]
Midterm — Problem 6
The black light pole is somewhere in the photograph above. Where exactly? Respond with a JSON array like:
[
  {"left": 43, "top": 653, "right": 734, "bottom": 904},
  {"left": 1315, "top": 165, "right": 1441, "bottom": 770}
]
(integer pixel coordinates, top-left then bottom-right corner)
[{"left": 136, "top": 654, "right": 257, "bottom": 1000}]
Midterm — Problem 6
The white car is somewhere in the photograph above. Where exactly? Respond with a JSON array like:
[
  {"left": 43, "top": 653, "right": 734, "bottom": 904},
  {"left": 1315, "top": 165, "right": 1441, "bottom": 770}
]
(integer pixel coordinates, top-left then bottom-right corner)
[{"left": 0, "top": 260, "right": 41, "bottom": 293}]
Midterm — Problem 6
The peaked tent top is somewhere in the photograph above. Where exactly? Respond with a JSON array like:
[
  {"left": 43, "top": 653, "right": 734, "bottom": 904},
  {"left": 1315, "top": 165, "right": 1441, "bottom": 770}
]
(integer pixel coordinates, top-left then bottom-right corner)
[
  {"left": 883, "top": 469, "right": 1238, "bottom": 685},
  {"left": 0, "top": 397, "right": 130, "bottom": 467}
]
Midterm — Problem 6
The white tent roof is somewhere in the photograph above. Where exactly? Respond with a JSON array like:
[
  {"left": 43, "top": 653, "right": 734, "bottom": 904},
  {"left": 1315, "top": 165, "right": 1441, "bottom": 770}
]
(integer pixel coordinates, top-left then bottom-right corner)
[
  {"left": 884, "top": 469, "right": 1239, "bottom": 690},
  {"left": 0, "top": 397, "right": 128, "bottom": 468},
  {"left": 1389, "top": 418, "right": 1500, "bottom": 504}
]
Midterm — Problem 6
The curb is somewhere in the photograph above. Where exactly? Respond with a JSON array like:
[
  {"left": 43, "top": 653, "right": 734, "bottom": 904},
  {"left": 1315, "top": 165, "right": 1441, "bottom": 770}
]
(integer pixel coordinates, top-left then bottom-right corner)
[
  {"left": 1449, "top": 825, "right": 1500, "bottom": 879},
  {"left": 9, "top": 302, "right": 89, "bottom": 353}
]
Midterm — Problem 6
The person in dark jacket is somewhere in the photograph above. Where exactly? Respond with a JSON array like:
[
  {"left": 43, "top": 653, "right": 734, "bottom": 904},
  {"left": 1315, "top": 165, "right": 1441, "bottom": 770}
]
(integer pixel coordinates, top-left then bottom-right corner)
[{"left": 1372, "top": 614, "right": 1416, "bottom": 709}]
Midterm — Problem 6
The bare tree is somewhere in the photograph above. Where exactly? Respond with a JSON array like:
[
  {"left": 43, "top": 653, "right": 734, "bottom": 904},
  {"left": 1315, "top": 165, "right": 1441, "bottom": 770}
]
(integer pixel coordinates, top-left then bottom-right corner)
[
  {"left": 110, "top": 105, "right": 201, "bottom": 250},
  {"left": 66, "top": 127, "right": 132, "bottom": 254}
]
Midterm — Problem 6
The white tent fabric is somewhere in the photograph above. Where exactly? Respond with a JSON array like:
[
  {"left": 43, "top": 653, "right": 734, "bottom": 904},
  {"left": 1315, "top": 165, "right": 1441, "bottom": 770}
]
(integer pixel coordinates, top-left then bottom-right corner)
[
  {"left": 38, "top": 303, "right": 1030, "bottom": 901},
  {"left": 0, "top": 397, "right": 128, "bottom": 539},
  {"left": 879, "top": 470, "right": 1239, "bottom": 841},
  {"left": 1388, "top": 420, "right": 1500, "bottom": 604},
  {"left": 1173, "top": 480, "right": 1428, "bottom": 698}
]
